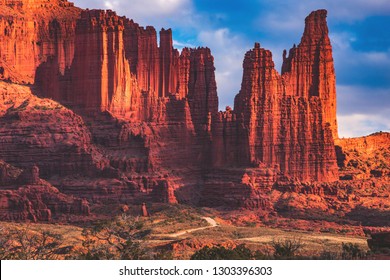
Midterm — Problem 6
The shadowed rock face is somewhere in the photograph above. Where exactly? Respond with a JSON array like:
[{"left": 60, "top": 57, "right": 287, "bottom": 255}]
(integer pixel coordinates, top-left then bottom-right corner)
[
  {"left": 0, "top": 82, "right": 108, "bottom": 178},
  {"left": 1, "top": 1, "right": 386, "bottom": 222},
  {"left": 0, "top": 160, "right": 90, "bottom": 222}
]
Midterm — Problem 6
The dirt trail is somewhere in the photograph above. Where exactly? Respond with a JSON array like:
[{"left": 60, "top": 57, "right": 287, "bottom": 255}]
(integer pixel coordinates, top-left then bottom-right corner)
[{"left": 153, "top": 217, "right": 219, "bottom": 238}]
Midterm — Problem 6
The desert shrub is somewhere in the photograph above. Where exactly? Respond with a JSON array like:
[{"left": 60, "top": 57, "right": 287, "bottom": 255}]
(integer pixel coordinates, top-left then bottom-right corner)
[
  {"left": 318, "top": 250, "right": 339, "bottom": 260},
  {"left": 341, "top": 243, "right": 367, "bottom": 259},
  {"left": 153, "top": 249, "right": 174, "bottom": 260},
  {"left": 0, "top": 226, "right": 64, "bottom": 260},
  {"left": 75, "top": 214, "right": 150, "bottom": 260},
  {"left": 271, "top": 238, "right": 304, "bottom": 259},
  {"left": 191, "top": 244, "right": 267, "bottom": 260}
]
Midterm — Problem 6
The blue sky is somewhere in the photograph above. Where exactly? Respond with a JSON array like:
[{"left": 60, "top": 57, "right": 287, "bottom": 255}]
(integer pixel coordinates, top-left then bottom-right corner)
[{"left": 73, "top": 0, "right": 390, "bottom": 138}]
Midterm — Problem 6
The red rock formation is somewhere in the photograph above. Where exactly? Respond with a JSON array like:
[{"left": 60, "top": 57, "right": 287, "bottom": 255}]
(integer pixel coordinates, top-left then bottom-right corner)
[
  {"left": 0, "top": 0, "right": 80, "bottom": 84},
  {"left": 0, "top": 81, "right": 108, "bottom": 177},
  {"left": 177, "top": 48, "right": 191, "bottom": 99},
  {"left": 0, "top": 160, "right": 90, "bottom": 222},
  {"left": 0, "top": 184, "right": 90, "bottom": 222},
  {"left": 141, "top": 202, "right": 149, "bottom": 217},
  {"left": 335, "top": 132, "right": 390, "bottom": 179},
  {"left": 282, "top": 10, "right": 338, "bottom": 139},
  {"left": 152, "top": 180, "right": 178, "bottom": 204},
  {"left": 34, "top": 8, "right": 218, "bottom": 130},
  {"left": 215, "top": 10, "right": 339, "bottom": 182},
  {"left": 187, "top": 48, "right": 219, "bottom": 135},
  {"left": 2, "top": 1, "right": 377, "bottom": 220},
  {"left": 0, "top": 160, "right": 22, "bottom": 186},
  {"left": 124, "top": 23, "right": 160, "bottom": 98},
  {"left": 65, "top": 10, "right": 141, "bottom": 117},
  {"left": 159, "top": 28, "right": 180, "bottom": 98},
  {"left": 200, "top": 167, "right": 276, "bottom": 209}
]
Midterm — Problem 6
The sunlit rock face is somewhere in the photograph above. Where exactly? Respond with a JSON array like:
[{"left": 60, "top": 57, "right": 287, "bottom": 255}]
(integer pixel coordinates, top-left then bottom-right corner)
[{"left": 1, "top": 1, "right": 361, "bottom": 219}]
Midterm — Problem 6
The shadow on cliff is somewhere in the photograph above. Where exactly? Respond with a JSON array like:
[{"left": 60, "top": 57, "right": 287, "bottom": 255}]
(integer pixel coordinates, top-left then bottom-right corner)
[{"left": 345, "top": 207, "right": 390, "bottom": 227}]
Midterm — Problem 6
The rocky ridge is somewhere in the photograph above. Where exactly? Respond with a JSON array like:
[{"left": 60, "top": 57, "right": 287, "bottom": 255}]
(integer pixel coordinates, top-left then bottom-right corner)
[
  {"left": 0, "top": 1, "right": 388, "bottom": 226},
  {"left": 0, "top": 160, "right": 90, "bottom": 221}
]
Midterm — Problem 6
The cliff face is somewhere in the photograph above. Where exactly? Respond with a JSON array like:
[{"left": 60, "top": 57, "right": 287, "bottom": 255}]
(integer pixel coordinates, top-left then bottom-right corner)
[
  {"left": 187, "top": 47, "right": 219, "bottom": 135},
  {"left": 0, "top": 82, "right": 108, "bottom": 178},
  {"left": 0, "top": 1, "right": 362, "bottom": 221},
  {"left": 0, "top": 0, "right": 80, "bottom": 84},
  {"left": 64, "top": 10, "right": 139, "bottom": 116},
  {"left": 35, "top": 9, "right": 218, "bottom": 128},
  {"left": 213, "top": 10, "right": 339, "bottom": 182},
  {"left": 0, "top": 160, "right": 90, "bottom": 222},
  {"left": 282, "top": 10, "right": 338, "bottom": 139}
]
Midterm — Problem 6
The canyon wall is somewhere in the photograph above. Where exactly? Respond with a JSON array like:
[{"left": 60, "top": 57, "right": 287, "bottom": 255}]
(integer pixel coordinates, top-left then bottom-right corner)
[
  {"left": 0, "top": 1, "right": 348, "bottom": 220},
  {"left": 0, "top": 0, "right": 80, "bottom": 83},
  {"left": 0, "top": 82, "right": 108, "bottom": 178},
  {"left": 34, "top": 9, "right": 218, "bottom": 127}
]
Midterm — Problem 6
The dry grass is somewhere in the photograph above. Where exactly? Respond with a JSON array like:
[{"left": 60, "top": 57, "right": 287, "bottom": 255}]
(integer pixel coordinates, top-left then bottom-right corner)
[{"left": 0, "top": 204, "right": 372, "bottom": 259}]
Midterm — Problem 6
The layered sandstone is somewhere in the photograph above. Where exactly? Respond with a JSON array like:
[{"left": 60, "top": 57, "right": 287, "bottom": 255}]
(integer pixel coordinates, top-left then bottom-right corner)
[
  {"left": 0, "top": 81, "right": 108, "bottom": 178},
  {"left": 34, "top": 8, "right": 218, "bottom": 130},
  {"left": 62, "top": 10, "right": 140, "bottom": 116},
  {"left": 335, "top": 132, "right": 390, "bottom": 179},
  {"left": 1, "top": 0, "right": 378, "bottom": 221},
  {"left": 0, "top": 160, "right": 90, "bottom": 222},
  {"left": 0, "top": 0, "right": 80, "bottom": 83},
  {"left": 282, "top": 9, "right": 338, "bottom": 139},
  {"left": 187, "top": 47, "right": 219, "bottom": 135},
  {"left": 212, "top": 10, "right": 339, "bottom": 183}
]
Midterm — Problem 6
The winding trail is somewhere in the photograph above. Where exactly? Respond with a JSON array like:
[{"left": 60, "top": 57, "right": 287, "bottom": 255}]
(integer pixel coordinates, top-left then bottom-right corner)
[{"left": 153, "top": 217, "right": 219, "bottom": 239}]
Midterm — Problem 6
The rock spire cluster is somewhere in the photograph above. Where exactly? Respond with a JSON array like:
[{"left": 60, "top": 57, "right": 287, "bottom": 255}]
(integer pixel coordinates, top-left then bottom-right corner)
[{"left": 0, "top": 1, "right": 348, "bottom": 221}]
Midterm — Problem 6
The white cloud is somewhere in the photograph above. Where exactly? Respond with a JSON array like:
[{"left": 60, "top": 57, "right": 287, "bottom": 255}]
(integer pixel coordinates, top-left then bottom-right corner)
[
  {"left": 197, "top": 28, "right": 252, "bottom": 109},
  {"left": 172, "top": 39, "right": 195, "bottom": 51},
  {"left": 257, "top": 13, "right": 303, "bottom": 33},
  {"left": 362, "top": 51, "right": 390, "bottom": 65},
  {"left": 337, "top": 85, "right": 390, "bottom": 114},
  {"left": 259, "top": 0, "right": 390, "bottom": 24},
  {"left": 330, "top": 32, "right": 355, "bottom": 51},
  {"left": 73, "top": 0, "right": 193, "bottom": 27},
  {"left": 337, "top": 114, "right": 390, "bottom": 138},
  {"left": 102, "top": 0, "right": 191, "bottom": 17},
  {"left": 337, "top": 85, "right": 390, "bottom": 137},
  {"left": 323, "top": 0, "right": 390, "bottom": 20}
]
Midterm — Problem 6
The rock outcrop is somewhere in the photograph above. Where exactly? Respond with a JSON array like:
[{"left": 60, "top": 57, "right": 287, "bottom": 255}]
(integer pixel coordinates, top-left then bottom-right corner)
[
  {"left": 35, "top": 9, "right": 218, "bottom": 127},
  {"left": 0, "top": 0, "right": 80, "bottom": 84},
  {"left": 0, "top": 160, "right": 90, "bottom": 222},
  {"left": 212, "top": 10, "right": 339, "bottom": 183},
  {"left": 0, "top": 81, "right": 108, "bottom": 178},
  {"left": 1, "top": 0, "right": 386, "bottom": 225},
  {"left": 335, "top": 132, "right": 390, "bottom": 179},
  {"left": 282, "top": 10, "right": 338, "bottom": 139}
]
